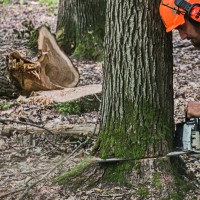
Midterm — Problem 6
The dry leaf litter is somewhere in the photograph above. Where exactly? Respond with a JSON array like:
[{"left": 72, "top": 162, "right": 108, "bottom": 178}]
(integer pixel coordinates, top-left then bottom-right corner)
[{"left": 0, "top": 1, "right": 199, "bottom": 199}]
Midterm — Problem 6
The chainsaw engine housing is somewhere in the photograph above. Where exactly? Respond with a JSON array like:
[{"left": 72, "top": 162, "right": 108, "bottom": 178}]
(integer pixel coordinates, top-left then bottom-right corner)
[{"left": 174, "top": 118, "right": 200, "bottom": 153}]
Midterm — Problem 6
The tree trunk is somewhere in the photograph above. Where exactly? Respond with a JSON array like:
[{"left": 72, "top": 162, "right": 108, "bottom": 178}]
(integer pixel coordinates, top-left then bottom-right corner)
[
  {"left": 95, "top": 0, "right": 188, "bottom": 197},
  {"left": 56, "top": 0, "right": 77, "bottom": 55},
  {"left": 56, "top": 0, "right": 106, "bottom": 60},
  {"left": 0, "top": 54, "right": 19, "bottom": 98},
  {"left": 99, "top": 0, "right": 174, "bottom": 160}
]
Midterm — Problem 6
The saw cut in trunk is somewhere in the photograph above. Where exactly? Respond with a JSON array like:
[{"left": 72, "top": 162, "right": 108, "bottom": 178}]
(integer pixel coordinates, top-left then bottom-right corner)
[
  {"left": 8, "top": 25, "right": 79, "bottom": 94},
  {"left": 8, "top": 51, "right": 64, "bottom": 92}
]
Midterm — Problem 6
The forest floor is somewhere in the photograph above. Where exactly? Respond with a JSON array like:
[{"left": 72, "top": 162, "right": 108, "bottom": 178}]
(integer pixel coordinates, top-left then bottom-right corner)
[{"left": 0, "top": 1, "right": 199, "bottom": 199}]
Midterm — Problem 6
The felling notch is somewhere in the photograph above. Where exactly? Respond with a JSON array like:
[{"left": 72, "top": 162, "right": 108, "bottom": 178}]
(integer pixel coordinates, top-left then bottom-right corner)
[{"left": 8, "top": 25, "right": 80, "bottom": 93}]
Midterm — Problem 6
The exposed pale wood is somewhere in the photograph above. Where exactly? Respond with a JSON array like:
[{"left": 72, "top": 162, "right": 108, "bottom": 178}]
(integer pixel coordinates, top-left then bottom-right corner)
[
  {"left": 8, "top": 51, "right": 63, "bottom": 92},
  {"left": 30, "top": 84, "right": 102, "bottom": 103},
  {"left": 38, "top": 26, "right": 79, "bottom": 88}
]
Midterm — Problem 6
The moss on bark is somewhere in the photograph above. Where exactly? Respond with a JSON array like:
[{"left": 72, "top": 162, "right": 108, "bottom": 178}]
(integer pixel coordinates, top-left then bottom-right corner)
[
  {"left": 54, "top": 157, "right": 101, "bottom": 188},
  {"left": 98, "top": 101, "right": 173, "bottom": 160},
  {"left": 53, "top": 156, "right": 195, "bottom": 199},
  {"left": 71, "top": 30, "right": 104, "bottom": 61}
]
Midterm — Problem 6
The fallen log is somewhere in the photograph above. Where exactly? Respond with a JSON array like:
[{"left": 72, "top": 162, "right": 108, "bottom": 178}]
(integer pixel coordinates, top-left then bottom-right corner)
[{"left": 0, "top": 122, "right": 99, "bottom": 138}]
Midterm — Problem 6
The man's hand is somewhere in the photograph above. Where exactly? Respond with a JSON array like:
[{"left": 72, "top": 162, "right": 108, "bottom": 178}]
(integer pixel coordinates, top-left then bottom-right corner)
[{"left": 186, "top": 101, "right": 200, "bottom": 118}]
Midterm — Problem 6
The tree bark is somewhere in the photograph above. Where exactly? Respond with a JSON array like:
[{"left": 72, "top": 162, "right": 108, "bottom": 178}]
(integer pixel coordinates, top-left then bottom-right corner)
[
  {"left": 0, "top": 53, "right": 19, "bottom": 98},
  {"left": 56, "top": 0, "right": 106, "bottom": 59},
  {"left": 56, "top": 0, "right": 77, "bottom": 55},
  {"left": 99, "top": 0, "right": 174, "bottom": 159},
  {"left": 92, "top": 0, "right": 188, "bottom": 197}
]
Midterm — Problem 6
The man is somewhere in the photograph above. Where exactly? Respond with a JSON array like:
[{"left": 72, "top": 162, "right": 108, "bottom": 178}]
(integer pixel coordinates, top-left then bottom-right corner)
[{"left": 159, "top": 0, "right": 200, "bottom": 118}]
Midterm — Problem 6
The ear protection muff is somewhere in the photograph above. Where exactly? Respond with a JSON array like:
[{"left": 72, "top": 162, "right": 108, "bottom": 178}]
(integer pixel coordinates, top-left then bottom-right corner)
[{"left": 175, "top": 0, "right": 200, "bottom": 22}]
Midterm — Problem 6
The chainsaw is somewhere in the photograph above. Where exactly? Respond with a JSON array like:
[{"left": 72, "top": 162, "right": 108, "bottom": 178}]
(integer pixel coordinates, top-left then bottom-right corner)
[
  {"left": 169, "top": 117, "right": 200, "bottom": 157},
  {"left": 98, "top": 117, "right": 200, "bottom": 163}
]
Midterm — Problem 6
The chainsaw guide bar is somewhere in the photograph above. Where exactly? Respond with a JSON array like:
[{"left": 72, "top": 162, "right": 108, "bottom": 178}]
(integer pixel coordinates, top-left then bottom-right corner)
[{"left": 98, "top": 117, "right": 200, "bottom": 163}]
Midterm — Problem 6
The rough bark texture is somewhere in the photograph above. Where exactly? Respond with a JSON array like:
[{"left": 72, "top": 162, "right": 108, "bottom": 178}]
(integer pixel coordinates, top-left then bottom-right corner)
[
  {"left": 0, "top": 53, "right": 19, "bottom": 98},
  {"left": 54, "top": 1, "right": 193, "bottom": 197},
  {"left": 99, "top": 0, "right": 174, "bottom": 159},
  {"left": 56, "top": 0, "right": 76, "bottom": 54},
  {"left": 93, "top": 0, "right": 185, "bottom": 196},
  {"left": 56, "top": 0, "right": 106, "bottom": 59}
]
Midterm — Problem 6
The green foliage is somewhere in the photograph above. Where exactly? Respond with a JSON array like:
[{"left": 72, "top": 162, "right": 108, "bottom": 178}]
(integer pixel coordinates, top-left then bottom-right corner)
[
  {"left": 152, "top": 172, "right": 163, "bottom": 189},
  {"left": 1, "top": 0, "right": 8, "bottom": 4},
  {"left": 39, "top": 0, "right": 58, "bottom": 6},
  {"left": 0, "top": 102, "right": 11, "bottom": 110},
  {"left": 54, "top": 102, "right": 81, "bottom": 115},
  {"left": 103, "top": 162, "right": 132, "bottom": 184}
]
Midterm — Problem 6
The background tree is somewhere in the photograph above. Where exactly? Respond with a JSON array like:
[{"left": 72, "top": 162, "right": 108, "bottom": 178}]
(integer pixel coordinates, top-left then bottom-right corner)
[
  {"left": 0, "top": 56, "right": 18, "bottom": 98},
  {"left": 56, "top": 0, "right": 106, "bottom": 60}
]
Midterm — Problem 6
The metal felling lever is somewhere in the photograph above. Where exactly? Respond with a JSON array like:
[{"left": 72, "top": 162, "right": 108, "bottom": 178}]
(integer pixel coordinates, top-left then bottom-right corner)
[{"left": 182, "top": 123, "right": 192, "bottom": 151}]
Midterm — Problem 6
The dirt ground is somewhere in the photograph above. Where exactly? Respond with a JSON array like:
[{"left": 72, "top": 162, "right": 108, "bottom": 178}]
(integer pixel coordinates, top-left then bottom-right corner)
[{"left": 0, "top": 1, "right": 199, "bottom": 199}]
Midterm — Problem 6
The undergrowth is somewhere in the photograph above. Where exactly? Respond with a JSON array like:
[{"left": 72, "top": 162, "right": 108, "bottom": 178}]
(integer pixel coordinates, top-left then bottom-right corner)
[
  {"left": 54, "top": 102, "right": 81, "bottom": 115},
  {"left": 39, "top": 0, "right": 58, "bottom": 6},
  {"left": 0, "top": 102, "right": 11, "bottom": 110},
  {"left": 1, "top": 0, "right": 58, "bottom": 6}
]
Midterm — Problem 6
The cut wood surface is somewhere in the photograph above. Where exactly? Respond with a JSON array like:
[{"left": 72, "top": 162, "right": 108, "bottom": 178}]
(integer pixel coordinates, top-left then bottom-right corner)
[
  {"left": 8, "top": 51, "right": 64, "bottom": 92},
  {"left": 30, "top": 84, "right": 102, "bottom": 103},
  {"left": 37, "top": 26, "right": 79, "bottom": 88},
  {"left": 7, "top": 25, "right": 79, "bottom": 93}
]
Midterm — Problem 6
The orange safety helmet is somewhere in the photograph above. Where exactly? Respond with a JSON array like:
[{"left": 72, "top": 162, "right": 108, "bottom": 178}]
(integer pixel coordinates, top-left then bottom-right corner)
[{"left": 160, "top": 0, "right": 200, "bottom": 32}]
